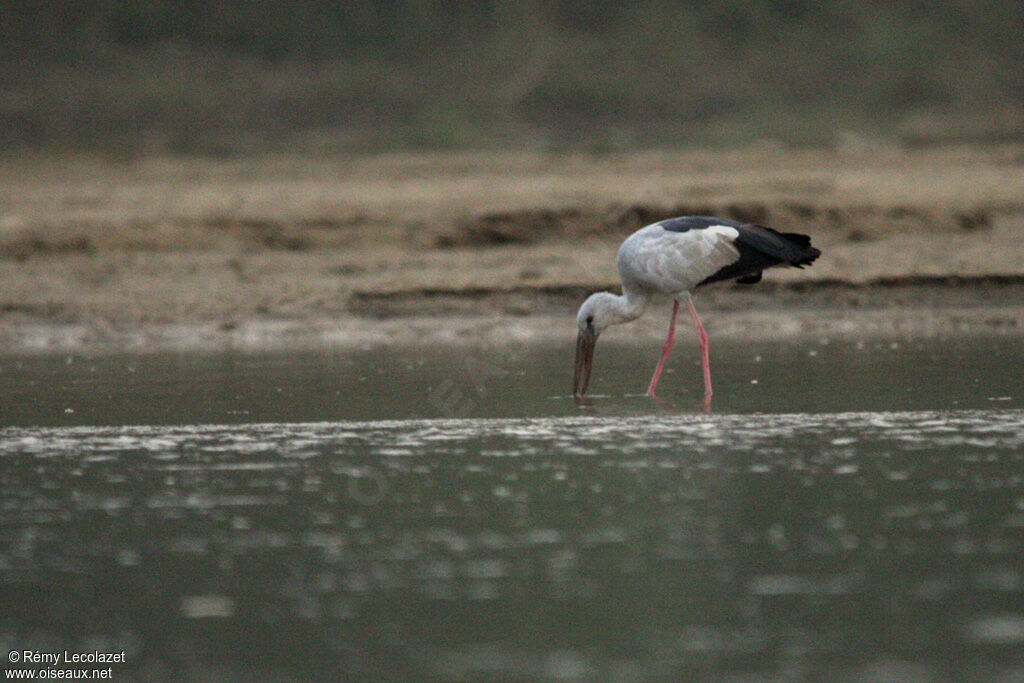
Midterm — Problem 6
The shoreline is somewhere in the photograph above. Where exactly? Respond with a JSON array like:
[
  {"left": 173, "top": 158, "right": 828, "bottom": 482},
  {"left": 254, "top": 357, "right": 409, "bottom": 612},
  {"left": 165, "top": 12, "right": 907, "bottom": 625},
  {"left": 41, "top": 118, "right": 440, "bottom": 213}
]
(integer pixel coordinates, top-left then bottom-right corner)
[
  {"left": 3, "top": 278, "right": 1023, "bottom": 355},
  {"left": 2, "top": 148, "right": 1022, "bottom": 354}
]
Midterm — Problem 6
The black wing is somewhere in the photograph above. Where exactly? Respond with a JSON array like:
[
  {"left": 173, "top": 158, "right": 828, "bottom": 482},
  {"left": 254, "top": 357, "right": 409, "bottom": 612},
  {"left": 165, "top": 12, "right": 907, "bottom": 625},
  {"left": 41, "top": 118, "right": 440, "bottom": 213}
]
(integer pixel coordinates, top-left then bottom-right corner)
[{"left": 657, "top": 217, "right": 819, "bottom": 287}]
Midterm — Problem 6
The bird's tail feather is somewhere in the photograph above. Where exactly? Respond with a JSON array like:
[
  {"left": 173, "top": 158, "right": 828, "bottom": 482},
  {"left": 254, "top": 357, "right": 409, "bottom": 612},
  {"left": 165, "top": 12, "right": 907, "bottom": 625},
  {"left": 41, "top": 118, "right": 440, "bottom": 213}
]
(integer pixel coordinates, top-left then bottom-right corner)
[
  {"left": 779, "top": 231, "right": 821, "bottom": 267},
  {"left": 779, "top": 231, "right": 812, "bottom": 248}
]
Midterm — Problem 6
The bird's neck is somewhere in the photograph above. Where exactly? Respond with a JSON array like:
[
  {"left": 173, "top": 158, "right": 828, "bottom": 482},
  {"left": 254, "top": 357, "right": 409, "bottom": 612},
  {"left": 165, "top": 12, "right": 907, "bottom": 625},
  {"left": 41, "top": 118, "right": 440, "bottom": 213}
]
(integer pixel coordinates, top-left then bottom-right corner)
[{"left": 613, "top": 286, "right": 650, "bottom": 324}]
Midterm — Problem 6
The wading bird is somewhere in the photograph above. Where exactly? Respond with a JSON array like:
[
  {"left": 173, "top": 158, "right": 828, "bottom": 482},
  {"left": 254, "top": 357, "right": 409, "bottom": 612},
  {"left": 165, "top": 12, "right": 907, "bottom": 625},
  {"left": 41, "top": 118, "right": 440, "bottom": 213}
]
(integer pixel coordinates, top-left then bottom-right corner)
[{"left": 573, "top": 216, "right": 820, "bottom": 401}]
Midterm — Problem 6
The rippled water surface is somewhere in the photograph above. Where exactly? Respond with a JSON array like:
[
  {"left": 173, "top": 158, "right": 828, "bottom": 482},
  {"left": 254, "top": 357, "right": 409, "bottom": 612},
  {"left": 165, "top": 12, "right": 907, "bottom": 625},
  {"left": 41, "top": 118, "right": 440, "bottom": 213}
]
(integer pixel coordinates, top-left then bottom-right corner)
[{"left": 1, "top": 337, "right": 1024, "bottom": 680}]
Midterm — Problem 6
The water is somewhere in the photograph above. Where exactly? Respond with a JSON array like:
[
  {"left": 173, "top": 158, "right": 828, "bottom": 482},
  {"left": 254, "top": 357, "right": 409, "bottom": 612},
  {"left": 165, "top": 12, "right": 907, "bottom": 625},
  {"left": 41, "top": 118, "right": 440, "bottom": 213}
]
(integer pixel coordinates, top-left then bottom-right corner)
[
  {"left": 0, "top": 336, "right": 1021, "bottom": 425},
  {"left": 1, "top": 336, "right": 1024, "bottom": 681}
]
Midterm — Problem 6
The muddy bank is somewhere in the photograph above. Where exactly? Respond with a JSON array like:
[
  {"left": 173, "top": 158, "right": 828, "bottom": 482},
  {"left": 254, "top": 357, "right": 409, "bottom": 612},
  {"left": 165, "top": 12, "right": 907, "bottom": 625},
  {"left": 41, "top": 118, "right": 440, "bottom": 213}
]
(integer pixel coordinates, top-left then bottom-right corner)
[
  {"left": 437, "top": 200, "right": 1004, "bottom": 248},
  {"left": 4, "top": 277, "right": 1024, "bottom": 354},
  {"left": 1, "top": 147, "right": 1023, "bottom": 352}
]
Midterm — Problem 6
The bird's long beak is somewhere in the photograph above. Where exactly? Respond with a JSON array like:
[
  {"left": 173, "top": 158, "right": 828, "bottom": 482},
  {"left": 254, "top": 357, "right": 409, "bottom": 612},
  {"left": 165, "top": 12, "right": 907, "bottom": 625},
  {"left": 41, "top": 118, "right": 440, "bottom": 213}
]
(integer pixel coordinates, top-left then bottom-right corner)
[{"left": 573, "top": 328, "right": 597, "bottom": 397}]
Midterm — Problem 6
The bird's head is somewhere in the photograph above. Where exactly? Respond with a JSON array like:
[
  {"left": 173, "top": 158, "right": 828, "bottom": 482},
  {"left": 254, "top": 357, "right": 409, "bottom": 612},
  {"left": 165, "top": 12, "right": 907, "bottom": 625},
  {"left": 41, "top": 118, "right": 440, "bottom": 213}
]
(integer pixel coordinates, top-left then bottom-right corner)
[{"left": 573, "top": 292, "right": 618, "bottom": 397}]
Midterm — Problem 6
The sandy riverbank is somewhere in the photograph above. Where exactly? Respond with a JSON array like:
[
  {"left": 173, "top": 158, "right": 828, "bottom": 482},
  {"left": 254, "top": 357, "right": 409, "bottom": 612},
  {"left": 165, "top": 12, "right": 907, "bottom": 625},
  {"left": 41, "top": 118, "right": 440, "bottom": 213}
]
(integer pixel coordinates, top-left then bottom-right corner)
[{"left": 2, "top": 146, "right": 1023, "bottom": 353}]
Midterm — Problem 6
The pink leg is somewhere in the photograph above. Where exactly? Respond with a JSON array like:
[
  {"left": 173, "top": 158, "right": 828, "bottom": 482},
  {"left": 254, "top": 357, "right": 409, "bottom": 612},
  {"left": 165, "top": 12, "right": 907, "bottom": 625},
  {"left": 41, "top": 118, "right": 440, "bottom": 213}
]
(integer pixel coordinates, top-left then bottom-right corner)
[
  {"left": 646, "top": 300, "right": 679, "bottom": 396},
  {"left": 687, "top": 297, "right": 713, "bottom": 400}
]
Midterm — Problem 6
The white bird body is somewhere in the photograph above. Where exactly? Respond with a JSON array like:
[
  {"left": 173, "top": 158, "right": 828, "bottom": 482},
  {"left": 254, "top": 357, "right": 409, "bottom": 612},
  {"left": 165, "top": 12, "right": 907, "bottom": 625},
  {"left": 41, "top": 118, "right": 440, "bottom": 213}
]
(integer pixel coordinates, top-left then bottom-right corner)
[
  {"left": 573, "top": 216, "right": 820, "bottom": 401},
  {"left": 616, "top": 223, "right": 741, "bottom": 295}
]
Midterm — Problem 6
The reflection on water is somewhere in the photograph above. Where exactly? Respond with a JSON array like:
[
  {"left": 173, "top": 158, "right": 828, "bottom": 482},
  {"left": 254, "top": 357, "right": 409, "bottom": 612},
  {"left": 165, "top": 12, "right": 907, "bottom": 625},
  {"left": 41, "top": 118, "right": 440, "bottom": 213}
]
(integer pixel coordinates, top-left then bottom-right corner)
[
  {"left": 0, "top": 335, "right": 1022, "bottom": 426},
  {"left": 1, "top": 336, "right": 1023, "bottom": 680},
  {"left": 2, "top": 411, "right": 1024, "bottom": 680}
]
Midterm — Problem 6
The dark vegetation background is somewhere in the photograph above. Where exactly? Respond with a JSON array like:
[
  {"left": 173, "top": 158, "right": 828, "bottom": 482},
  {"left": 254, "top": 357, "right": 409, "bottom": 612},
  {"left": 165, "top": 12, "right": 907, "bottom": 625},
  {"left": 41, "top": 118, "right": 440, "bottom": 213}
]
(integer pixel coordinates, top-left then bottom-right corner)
[{"left": 2, "top": 1, "right": 1022, "bottom": 155}]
